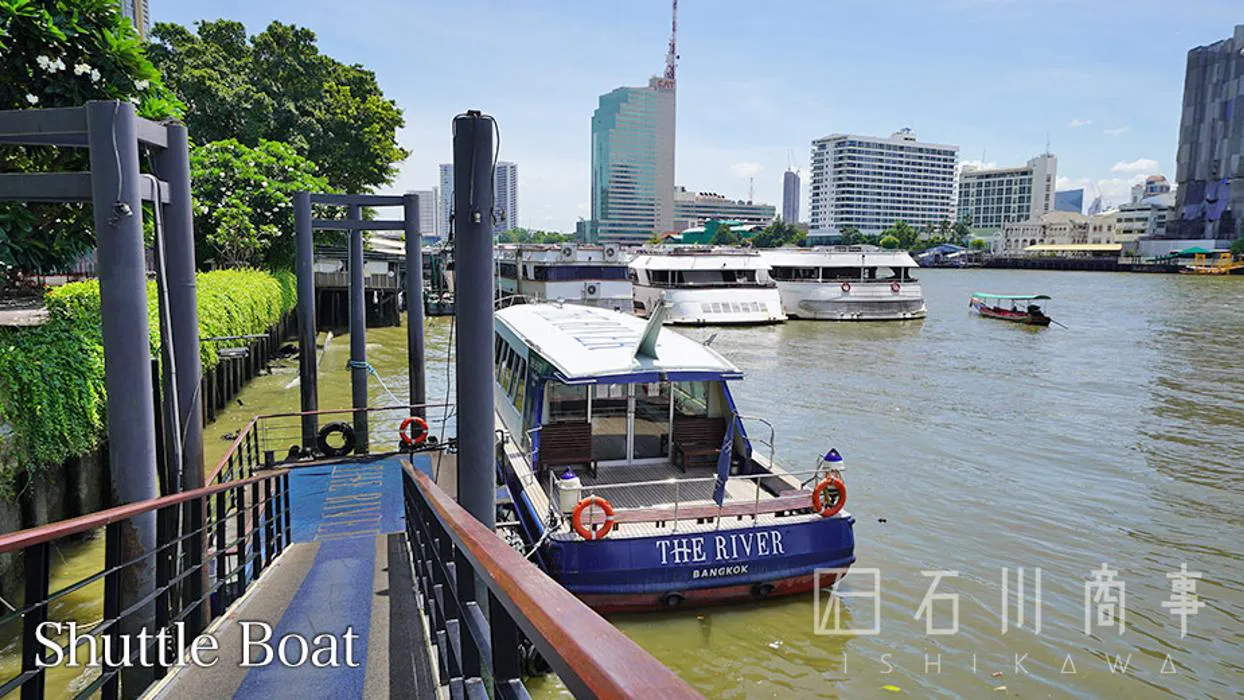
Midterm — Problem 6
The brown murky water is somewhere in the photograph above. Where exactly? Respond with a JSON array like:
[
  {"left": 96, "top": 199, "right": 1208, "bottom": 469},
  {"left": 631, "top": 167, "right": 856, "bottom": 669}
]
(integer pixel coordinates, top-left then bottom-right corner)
[{"left": 7, "top": 269, "right": 1243, "bottom": 698}]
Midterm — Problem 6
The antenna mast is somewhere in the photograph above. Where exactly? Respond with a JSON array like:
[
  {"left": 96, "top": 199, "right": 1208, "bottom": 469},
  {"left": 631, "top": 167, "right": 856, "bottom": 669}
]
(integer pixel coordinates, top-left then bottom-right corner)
[{"left": 664, "top": 0, "right": 678, "bottom": 83}]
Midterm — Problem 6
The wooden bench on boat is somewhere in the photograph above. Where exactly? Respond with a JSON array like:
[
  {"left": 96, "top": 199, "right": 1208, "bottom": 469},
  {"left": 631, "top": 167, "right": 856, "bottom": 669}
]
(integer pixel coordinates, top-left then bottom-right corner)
[
  {"left": 672, "top": 416, "right": 727, "bottom": 472},
  {"left": 537, "top": 422, "right": 594, "bottom": 478}
]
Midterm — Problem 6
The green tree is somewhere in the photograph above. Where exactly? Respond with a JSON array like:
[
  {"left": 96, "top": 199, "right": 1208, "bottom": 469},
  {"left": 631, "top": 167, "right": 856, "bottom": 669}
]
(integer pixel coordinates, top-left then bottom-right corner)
[
  {"left": 879, "top": 235, "right": 899, "bottom": 249},
  {"left": 969, "top": 238, "right": 989, "bottom": 250},
  {"left": 838, "top": 226, "right": 861, "bottom": 245},
  {"left": 1231, "top": 238, "right": 1244, "bottom": 257},
  {"left": 150, "top": 20, "right": 407, "bottom": 193},
  {"left": 0, "top": 0, "right": 184, "bottom": 276},
  {"left": 882, "top": 220, "right": 920, "bottom": 249},
  {"left": 711, "top": 225, "right": 740, "bottom": 246},
  {"left": 952, "top": 217, "right": 973, "bottom": 246},
  {"left": 752, "top": 219, "right": 805, "bottom": 248},
  {"left": 190, "top": 140, "right": 332, "bottom": 268}
]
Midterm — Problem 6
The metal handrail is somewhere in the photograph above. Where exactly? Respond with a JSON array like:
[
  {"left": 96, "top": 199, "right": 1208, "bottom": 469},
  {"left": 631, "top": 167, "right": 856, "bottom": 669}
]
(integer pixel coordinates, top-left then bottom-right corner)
[{"left": 403, "top": 461, "right": 703, "bottom": 699}]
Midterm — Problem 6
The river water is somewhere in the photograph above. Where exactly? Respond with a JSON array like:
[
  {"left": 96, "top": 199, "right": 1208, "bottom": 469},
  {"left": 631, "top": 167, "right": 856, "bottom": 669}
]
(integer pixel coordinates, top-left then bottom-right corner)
[{"left": 7, "top": 269, "right": 1242, "bottom": 698}]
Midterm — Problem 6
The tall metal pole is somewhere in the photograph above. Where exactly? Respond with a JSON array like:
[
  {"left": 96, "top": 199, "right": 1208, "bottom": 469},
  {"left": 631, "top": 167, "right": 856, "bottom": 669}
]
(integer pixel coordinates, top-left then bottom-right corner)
[
  {"left": 404, "top": 193, "right": 427, "bottom": 418},
  {"left": 452, "top": 111, "right": 496, "bottom": 528},
  {"left": 153, "top": 122, "right": 207, "bottom": 635},
  {"left": 85, "top": 99, "right": 157, "bottom": 696},
  {"left": 349, "top": 204, "right": 369, "bottom": 454},
  {"left": 294, "top": 190, "right": 318, "bottom": 449}
]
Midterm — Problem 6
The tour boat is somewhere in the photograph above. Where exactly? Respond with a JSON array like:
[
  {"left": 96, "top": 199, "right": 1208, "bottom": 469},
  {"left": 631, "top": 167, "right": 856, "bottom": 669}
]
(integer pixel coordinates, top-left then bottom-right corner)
[
  {"left": 760, "top": 246, "right": 926, "bottom": 321},
  {"left": 492, "top": 302, "right": 855, "bottom": 612},
  {"left": 969, "top": 293, "right": 1053, "bottom": 326},
  {"left": 628, "top": 247, "right": 785, "bottom": 325},
  {"left": 495, "top": 243, "right": 632, "bottom": 312}
]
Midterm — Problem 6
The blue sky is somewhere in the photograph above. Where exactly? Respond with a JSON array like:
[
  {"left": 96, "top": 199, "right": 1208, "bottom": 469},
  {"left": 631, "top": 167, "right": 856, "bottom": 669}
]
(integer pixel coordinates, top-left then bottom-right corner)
[{"left": 157, "top": 1, "right": 1239, "bottom": 231}]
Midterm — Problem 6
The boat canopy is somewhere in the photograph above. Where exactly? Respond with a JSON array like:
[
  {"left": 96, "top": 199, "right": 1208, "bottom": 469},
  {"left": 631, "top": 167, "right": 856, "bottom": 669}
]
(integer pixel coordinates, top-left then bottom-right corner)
[
  {"left": 971, "top": 293, "right": 1052, "bottom": 300},
  {"left": 629, "top": 251, "right": 768, "bottom": 271},
  {"left": 496, "top": 303, "right": 742, "bottom": 383},
  {"left": 760, "top": 249, "right": 920, "bottom": 268}
]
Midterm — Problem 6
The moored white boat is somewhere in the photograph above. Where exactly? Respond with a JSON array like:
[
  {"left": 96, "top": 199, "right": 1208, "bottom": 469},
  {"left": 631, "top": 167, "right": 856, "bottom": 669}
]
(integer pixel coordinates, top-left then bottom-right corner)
[
  {"left": 492, "top": 303, "right": 856, "bottom": 612},
  {"left": 629, "top": 247, "right": 784, "bottom": 325},
  {"left": 495, "top": 243, "right": 632, "bottom": 312},
  {"left": 761, "top": 246, "right": 926, "bottom": 320}
]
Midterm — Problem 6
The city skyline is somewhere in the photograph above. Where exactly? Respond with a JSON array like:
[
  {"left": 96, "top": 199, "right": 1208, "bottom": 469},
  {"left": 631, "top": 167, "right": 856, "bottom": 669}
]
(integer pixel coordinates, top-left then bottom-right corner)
[{"left": 155, "top": 1, "right": 1239, "bottom": 232}]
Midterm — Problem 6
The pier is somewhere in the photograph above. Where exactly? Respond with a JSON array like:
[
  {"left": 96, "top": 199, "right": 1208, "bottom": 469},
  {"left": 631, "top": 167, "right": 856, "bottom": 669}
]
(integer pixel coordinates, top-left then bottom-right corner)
[{"left": 0, "top": 104, "right": 699, "bottom": 699}]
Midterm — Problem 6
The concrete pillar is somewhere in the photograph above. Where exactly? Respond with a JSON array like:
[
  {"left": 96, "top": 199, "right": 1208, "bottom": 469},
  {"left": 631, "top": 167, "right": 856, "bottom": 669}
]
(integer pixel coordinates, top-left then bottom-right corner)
[
  {"left": 452, "top": 112, "right": 496, "bottom": 528},
  {"left": 86, "top": 99, "right": 158, "bottom": 695},
  {"left": 294, "top": 191, "right": 318, "bottom": 448}
]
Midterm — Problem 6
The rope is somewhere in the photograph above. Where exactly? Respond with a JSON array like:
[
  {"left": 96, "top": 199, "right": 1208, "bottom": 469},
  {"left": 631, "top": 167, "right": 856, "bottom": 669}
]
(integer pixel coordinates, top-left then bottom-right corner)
[{"left": 345, "top": 359, "right": 405, "bottom": 407}]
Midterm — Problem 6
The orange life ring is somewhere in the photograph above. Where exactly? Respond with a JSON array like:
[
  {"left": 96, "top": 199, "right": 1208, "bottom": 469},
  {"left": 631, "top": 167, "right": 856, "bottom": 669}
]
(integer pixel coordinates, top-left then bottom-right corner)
[
  {"left": 890, "top": 281, "right": 901, "bottom": 293},
  {"left": 840, "top": 281, "right": 852, "bottom": 293},
  {"left": 399, "top": 416, "right": 429, "bottom": 447},
  {"left": 812, "top": 476, "right": 846, "bottom": 517},
  {"left": 571, "top": 496, "right": 616, "bottom": 540}
]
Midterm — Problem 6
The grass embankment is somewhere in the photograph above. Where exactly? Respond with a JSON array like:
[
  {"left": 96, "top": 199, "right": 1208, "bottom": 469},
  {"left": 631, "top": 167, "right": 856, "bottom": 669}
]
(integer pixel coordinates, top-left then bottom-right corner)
[{"left": 0, "top": 269, "right": 296, "bottom": 497}]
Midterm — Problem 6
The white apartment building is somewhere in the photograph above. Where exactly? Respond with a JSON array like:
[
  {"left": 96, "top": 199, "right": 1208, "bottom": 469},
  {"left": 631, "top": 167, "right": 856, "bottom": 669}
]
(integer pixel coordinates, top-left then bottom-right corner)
[
  {"left": 406, "top": 189, "right": 439, "bottom": 237},
  {"left": 957, "top": 154, "right": 1057, "bottom": 234},
  {"left": 438, "top": 161, "right": 520, "bottom": 236},
  {"left": 808, "top": 128, "right": 958, "bottom": 241}
]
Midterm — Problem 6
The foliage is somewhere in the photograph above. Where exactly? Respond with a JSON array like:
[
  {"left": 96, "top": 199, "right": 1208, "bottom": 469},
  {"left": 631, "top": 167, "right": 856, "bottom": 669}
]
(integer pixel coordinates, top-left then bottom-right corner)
[
  {"left": 952, "top": 217, "right": 973, "bottom": 246},
  {"left": 1231, "top": 237, "right": 1244, "bottom": 257},
  {"left": 837, "top": 226, "right": 862, "bottom": 245},
  {"left": 0, "top": 269, "right": 296, "bottom": 495},
  {"left": 881, "top": 220, "right": 920, "bottom": 249},
  {"left": 149, "top": 20, "right": 407, "bottom": 194},
  {"left": 970, "top": 238, "right": 989, "bottom": 250},
  {"left": 495, "top": 227, "right": 576, "bottom": 245},
  {"left": 751, "top": 219, "right": 806, "bottom": 249},
  {"left": 711, "top": 225, "right": 740, "bottom": 246},
  {"left": 189, "top": 139, "right": 332, "bottom": 268},
  {"left": 0, "top": 0, "right": 185, "bottom": 277},
  {"left": 878, "top": 235, "right": 899, "bottom": 249}
]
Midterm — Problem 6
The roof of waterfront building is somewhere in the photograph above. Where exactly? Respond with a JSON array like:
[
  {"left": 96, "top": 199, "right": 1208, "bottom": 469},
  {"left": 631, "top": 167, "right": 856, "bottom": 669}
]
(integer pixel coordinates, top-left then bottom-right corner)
[
  {"left": 495, "top": 303, "right": 741, "bottom": 381},
  {"left": 759, "top": 247, "right": 920, "bottom": 268}
]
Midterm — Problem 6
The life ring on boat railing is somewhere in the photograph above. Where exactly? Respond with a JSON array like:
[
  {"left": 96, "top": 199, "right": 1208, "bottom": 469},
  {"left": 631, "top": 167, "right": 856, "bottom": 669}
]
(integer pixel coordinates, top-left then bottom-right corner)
[
  {"left": 812, "top": 476, "right": 847, "bottom": 517},
  {"left": 751, "top": 582, "right": 775, "bottom": 599},
  {"left": 571, "top": 496, "right": 616, "bottom": 540},
  {"left": 890, "top": 281, "right": 901, "bottom": 293},
  {"left": 399, "top": 416, "right": 430, "bottom": 447},
  {"left": 316, "top": 422, "right": 356, "bottom": 458},
  {"left": 660, "top": 591, "right": 686, "bottom": 608},
  {"left": 840, "top": 281, "right": 852, "bottom": 293}
]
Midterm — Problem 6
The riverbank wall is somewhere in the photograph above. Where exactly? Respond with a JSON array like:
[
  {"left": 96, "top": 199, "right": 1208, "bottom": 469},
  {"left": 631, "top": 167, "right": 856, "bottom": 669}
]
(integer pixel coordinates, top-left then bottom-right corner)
[{"left": 0, "top": 270, "right": 297, "bottom": 602}]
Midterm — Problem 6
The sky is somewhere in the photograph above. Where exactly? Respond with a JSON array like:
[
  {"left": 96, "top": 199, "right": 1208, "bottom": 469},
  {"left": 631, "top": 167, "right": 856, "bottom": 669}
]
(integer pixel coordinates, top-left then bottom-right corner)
[{"left": 156, "top": 0, "right": 1241, "bottom": 232}]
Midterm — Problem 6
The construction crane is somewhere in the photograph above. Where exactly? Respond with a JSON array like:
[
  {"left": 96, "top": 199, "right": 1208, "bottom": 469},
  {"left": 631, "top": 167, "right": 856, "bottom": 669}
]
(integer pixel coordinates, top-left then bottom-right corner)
[{"left": 664, "top": 0, "right": 678, "bottom": 83}]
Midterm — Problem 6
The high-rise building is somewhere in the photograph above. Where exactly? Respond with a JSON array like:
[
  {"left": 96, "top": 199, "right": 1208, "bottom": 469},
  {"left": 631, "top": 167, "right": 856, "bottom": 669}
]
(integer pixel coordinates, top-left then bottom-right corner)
[
  {"left": 406, "top": 189, "right": 439, "bottom": 238},
  {"left": 808, "top": 128, "right": 958, "bottom": 241},
  {"left": 588, "top": 3, "right": 679, "bottom": 244},
  {"left": 590, "top": 79, "right": 676, "bottom": 244},
  {"left": 672, "top": 187, "right": 776, "bottom": 231},
  {"left": 1054, "top": 189, "right": 1084, "bottom": 214},
  {"left": 1129, "top": 174, "right": 1170, "bottom": 204},
  {"left": 957, "top": 153, "right": 1057, "bottom": 233},
  {"left": 438, "top": 161, "right": 520, "bottom": 236},
  {"left": 1171, "top": 24, "right": 1244, "bottom": 240},
  {"left": 117, "top": 0, "right": 150, "bottom": 40},
  {"left": 782, "top": 170, "right": 800, "bottom": 223}
]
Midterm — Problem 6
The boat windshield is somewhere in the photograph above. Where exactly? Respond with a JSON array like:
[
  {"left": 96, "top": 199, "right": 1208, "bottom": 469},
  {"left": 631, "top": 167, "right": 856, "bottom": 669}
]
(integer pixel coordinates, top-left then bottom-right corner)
[{"left": 645, "top": 268, "right": 774, "bottom": 288}]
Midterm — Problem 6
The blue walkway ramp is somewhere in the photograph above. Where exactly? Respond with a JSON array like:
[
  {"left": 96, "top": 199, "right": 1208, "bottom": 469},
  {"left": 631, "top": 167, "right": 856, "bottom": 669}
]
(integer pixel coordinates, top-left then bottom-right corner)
[{"left": 150, "top": 454, "right": 438, "bottom": 700}]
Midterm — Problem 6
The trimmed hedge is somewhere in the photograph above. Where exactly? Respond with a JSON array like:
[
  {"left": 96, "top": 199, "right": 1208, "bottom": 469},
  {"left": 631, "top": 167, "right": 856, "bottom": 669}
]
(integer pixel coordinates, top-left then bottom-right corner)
[{"left": 0, "top": 269, "right": 297, "bottom": 496}]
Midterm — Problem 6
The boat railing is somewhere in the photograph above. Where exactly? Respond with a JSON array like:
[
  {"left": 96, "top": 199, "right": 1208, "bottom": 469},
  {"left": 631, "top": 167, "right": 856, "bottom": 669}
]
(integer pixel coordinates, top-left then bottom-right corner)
[
  {"left": 402, "top": 461, "right": 704, "bottom": 698},
  {"left": 641, "top": 280, "right": 778, "bottom": 290}
]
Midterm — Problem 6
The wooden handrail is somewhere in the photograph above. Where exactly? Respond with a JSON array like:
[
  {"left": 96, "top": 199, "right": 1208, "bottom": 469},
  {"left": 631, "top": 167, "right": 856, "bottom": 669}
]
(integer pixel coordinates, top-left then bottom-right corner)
[
  {"left": 0, "top": 469, "right": 286, "bottom": 554},
  {"left": 405, "top": 462, "right": 703, "bottom": 699}
]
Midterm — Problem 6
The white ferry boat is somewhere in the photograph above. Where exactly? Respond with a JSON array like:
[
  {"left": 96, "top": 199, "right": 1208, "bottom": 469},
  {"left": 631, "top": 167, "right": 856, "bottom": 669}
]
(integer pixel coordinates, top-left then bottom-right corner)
[
  {"left": 493, "top": 302, "right": 855, "bottom": 612},
  {"left": 629, "top": 247, "right": 784, "bottom": 325},
  {"left": 760, "top": 246, "right": 926, "bottom": 320},
  {"left": 495, "top": 243, "right": 632, "bottom": 312}
]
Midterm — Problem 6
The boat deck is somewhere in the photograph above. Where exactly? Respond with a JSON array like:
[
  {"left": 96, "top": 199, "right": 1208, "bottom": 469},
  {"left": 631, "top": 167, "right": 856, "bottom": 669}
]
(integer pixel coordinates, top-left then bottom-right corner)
[{"left": 579, "top": 462, "right": 776, "bottom": 509}]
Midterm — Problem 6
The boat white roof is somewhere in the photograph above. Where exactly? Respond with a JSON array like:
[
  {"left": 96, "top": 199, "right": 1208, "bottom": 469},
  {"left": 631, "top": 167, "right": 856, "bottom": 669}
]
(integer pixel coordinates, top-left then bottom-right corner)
[
  {"left": 495, "top": 303, "right": 741, "bottom": 381},
  {"left": 629, "top": 250, "right": 770, "bottom": 271},
  {"left": 759, "top": 248, "right": 920, "bottom": 268}
]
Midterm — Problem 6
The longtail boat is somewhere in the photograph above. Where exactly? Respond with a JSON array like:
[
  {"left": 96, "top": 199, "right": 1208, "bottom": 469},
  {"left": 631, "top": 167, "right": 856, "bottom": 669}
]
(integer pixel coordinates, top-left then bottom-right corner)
[{"left": 969, "top": 292, "right": 1053, "bottom": 326}]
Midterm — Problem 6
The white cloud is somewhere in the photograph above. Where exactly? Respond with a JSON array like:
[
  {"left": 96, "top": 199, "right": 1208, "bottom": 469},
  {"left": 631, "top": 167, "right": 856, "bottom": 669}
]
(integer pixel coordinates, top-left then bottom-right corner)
[
  {"left": 729, "top": 162, "right": 762, "bottom": 178},
  {"left": 960, "top": 159, "right": 997, "bottom": 171},
  {"left": 1069, "top": 118, "right": 1092, "bottom": 128},
  {"left": 1111, "top": 158, "right": 1159, "bottom": 174},
  {"left": 1104, "top": 127, "right": 1130, "bottom": 136}
]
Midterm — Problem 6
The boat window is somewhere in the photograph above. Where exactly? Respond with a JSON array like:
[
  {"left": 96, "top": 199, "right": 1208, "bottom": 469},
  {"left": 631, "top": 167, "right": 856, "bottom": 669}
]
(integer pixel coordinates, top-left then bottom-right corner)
[
  {"left": 591, "top": 384, "right": 629, "bottom": 463},
  {"left": 496, "top": 262, "right": 518, "bottom": 278},
  {"left": 672, "top": 381, "right": 710, "bottom": 418},
  {"left": 512, "top": 357, "right": 527, "bottom": 411},
  {"left": 494, "top": 333, "right": 504, "bottom": 364},
  {"left": 531, "top": 265, "right": 629, "bottom": 281},
  {"left": 820, "top": 267, "right": 858, "bottom": 280},
  {"left": 875, "top": 266, "right": 900, "bottom": 280},
  {"left": 499, "top": 347, "right": 516, "bottom": 391},
  {"left": 547, "top": 383, "right": 588, "bottom": 423},
  {"left": 633, "top": 381, "right": 671, "bottom": 460}
]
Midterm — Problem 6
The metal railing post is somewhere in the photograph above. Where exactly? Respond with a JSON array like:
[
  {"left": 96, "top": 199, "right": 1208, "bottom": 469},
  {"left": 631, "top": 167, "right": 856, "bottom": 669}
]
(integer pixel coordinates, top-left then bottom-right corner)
[
  {"left": 102, "top": 522, "right": 122, "bottom": 700},
  {"left": 235, "top": 485, "right": 248, "bottom": 595},
  {"left": 19, "top": 542, "right": 50, "bottom": 700},
  {"left": 488, "top": 590, "right": 522, "bottom": 695},
  {"left": 250, "top": 481, "right": 263, "bottom": 578}
]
